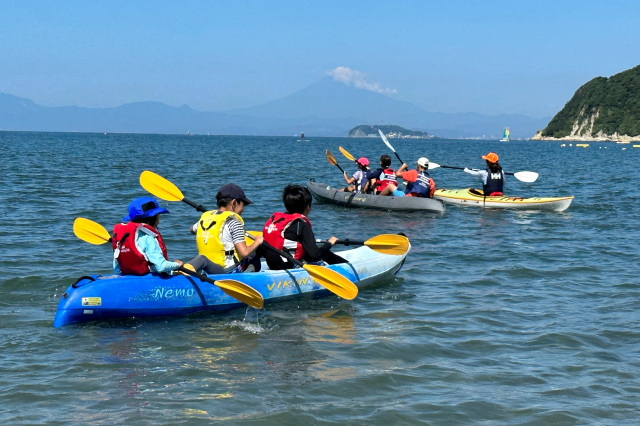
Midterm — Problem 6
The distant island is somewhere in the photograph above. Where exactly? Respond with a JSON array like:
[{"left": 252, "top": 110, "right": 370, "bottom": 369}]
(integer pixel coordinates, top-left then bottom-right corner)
[
  {"left": 348, "top": 124, "right": 435, "bottom": 139},
  {"left": 532, "top": 64, "right": 640, "bottom": 142}
]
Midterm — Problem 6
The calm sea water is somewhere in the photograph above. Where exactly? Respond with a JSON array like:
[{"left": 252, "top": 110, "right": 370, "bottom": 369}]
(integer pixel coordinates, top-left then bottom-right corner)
[{"left": 1, "top": 131, "right": 639, "bottom": 424}]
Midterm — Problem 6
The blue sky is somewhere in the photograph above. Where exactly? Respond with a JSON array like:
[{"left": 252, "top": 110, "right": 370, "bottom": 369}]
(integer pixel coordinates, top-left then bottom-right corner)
[{"left": 1, "top": 0, "right": 638, "bottom": 118}]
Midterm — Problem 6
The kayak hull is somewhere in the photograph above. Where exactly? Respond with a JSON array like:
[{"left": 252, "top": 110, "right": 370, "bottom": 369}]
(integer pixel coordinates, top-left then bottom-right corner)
[
  {"left": 53, "top": 246, "right": 409, "bottom": 327},
  {"left": 433, "top": 188, "right": 574, "bottom": 211},
  {"left": 307, "top": 179, "right": 445, "bottom": 213}
]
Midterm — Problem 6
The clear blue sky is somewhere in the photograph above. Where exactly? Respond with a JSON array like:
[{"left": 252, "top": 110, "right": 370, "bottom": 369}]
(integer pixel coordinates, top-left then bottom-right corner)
[{"left": 1, "top": 0, "right": 638, "bottom": 118}]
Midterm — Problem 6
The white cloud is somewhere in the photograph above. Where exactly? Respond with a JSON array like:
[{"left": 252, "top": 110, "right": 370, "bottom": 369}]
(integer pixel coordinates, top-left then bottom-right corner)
[{"left": 327, "top": 66, "right": 397, "bottom": 95}]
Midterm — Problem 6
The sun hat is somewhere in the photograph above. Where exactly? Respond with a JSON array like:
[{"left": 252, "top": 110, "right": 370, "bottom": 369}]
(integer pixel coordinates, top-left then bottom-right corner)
[
  {"left": 123, "top": 197, "right": 169, "bottom": 222},
  {"left": 357, "top": 157, "right": 369, "bottom": 166},
  {"left": 482, "top": 152, "right": 499, "bottom": 163},
  {"left": 417, "top": 157, "right": 429, "bottom": 168},
  {"left": 216, "top": 183, "right": 253, "bottom": 205}
]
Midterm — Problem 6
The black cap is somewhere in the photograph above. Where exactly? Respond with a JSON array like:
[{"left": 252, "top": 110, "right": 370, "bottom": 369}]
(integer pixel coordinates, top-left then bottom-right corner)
[{"left": 216, "top": 183, "right": 253, "bottom": 205}]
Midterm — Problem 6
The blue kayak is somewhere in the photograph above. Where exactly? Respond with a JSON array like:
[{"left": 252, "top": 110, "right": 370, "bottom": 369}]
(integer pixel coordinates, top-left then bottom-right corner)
[{"left": 53, "top": 245, "right": 409, "bottom": 327}]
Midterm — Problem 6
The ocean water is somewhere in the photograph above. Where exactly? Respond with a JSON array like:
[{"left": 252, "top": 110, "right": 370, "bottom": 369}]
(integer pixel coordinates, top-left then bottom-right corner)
[{"left": 1, "top": 131, "right": 639, "bottom": 424}]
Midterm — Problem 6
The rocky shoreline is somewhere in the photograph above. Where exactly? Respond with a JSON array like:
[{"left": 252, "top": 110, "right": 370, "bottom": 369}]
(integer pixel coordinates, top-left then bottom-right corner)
[{"left": 531, "top": 131, "right": 640, "bottom": 142}]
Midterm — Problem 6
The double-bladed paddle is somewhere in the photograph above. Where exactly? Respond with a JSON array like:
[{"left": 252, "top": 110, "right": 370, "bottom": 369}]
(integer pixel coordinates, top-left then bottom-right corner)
[
  {"left": 316, "top": 234, "right": 409, "bottom": 256},
  {"left": 139, "top": 171, "right": 359, "bottom": 300},
  {"left": 72, "top": 217, "right": 264, "bottom": 309},
  {"left": 426, "top": 162, "right": 539, "bottom": 183}
]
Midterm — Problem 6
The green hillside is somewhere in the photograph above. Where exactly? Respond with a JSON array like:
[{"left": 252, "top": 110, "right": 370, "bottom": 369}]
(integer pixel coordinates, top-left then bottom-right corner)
[
  {"left": 540, "top": 64, "right": 640, "bottom": 138},
  {"left": 348, "top": 124, "right": 433, "bottom": 138}
]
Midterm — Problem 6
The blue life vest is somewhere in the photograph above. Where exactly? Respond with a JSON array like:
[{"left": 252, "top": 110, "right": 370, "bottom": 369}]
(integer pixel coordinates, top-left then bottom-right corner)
[
  {"left": 483, "top": 169, "right": 504, "bottom": 194},
  {"left": 405, "top": 170, "right": 433, "bottom": 198}
]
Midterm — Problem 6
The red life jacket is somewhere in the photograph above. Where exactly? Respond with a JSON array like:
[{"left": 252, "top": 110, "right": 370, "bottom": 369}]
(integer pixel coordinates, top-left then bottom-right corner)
[
  {"left": 375, "top": 168, "right": 397, "bottom": 192},
  {"left": 112, "top": 222, "right": 168, "bottom": 275},
  {"left": 263, "top": 212, "right": 312, "bottom": 260}
]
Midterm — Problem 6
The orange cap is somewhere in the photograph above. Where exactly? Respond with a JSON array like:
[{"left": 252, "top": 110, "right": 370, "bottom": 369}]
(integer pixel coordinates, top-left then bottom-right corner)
[{"left": 482, "top": 152, "right": 499, "bottom": 163}]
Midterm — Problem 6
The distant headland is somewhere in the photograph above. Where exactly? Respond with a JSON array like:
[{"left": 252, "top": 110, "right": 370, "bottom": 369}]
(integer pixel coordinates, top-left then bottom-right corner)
[
  {"left": 532, "top": 64, "right": 640, "bottom": 142},
  {"left": 348, "top": 124, "right": 435, "bottom": 139}
]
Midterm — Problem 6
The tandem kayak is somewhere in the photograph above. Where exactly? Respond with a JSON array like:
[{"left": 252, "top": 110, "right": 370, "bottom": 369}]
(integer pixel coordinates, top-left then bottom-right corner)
[
  {"left": 53, "top": 245, "right": 409, "bottom": 328},
  {"left": 307, "top": 179, "right": 446, "bottom": 213},
  {"left": 433, "top": 188, "right": 574, "bottom": 211}
]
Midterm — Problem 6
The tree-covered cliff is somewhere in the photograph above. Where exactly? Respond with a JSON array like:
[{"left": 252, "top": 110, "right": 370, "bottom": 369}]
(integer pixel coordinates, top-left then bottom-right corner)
[{"left": 538, "top": 65, "right": 640, "bottom": 139}]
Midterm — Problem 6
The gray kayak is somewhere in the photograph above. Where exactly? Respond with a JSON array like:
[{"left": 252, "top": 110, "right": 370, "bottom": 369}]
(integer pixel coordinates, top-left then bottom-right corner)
[{"left": 307, "top": 179, "right": 446, "bottom": 213}]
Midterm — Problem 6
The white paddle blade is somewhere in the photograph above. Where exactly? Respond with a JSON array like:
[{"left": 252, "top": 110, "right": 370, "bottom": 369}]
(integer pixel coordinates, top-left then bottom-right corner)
[
  {"left": 513, "top": 171, "right": 539, "bottom": 183},
  {"left": 378, "top": 129, "right": 395, "bottom": 152},
  {"left": 427, "top": 162, "right": 441, "bottom": 170}
]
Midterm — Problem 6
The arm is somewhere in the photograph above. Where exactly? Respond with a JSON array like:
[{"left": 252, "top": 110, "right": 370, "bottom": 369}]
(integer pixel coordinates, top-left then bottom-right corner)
[
  {"left": 228, "top": 218, "right": 263, "bottom": 259},
  {"left": 295, "top": 221, "right": 337, "bottom": 262},
  {"left": 138, "top": 234, "right": 182, "bottom": 273},
  {"left": 464, "top": 168, "right": 488, "bottom": 184},
  {"left": 395, "top": 163, "right": 409, "bottom": 177}
]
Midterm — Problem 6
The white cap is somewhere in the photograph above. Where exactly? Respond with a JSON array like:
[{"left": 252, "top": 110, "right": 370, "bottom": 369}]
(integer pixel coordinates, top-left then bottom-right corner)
[{"left": 417, "top": 157, "right": 429, "bottom": 167}]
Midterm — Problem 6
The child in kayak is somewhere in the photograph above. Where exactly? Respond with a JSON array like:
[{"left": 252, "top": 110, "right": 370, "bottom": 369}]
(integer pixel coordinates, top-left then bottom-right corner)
[
  {"left": 112, "top": 197, "right": 184, "bottom": 275},
  {"left": 464, "top": 152, "right": 505, "bottom": 196},
  {"left": 339, "top": 156, "right": 370, "bottom": 193},
  {"left": 395, "top": 157, "right": 436, "bottom": 198},
  {"left": 189, "top": 183, "right": 263, "bottom": 273},
  {"left": 363, "top": 154, "right": 399, "bottom": 196},
  {"left": 262, "top": 184, "right": 347, "bottom": 270}
]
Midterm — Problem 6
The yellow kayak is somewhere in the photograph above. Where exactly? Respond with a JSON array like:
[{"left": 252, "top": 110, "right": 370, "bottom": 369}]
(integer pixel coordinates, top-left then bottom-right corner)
[{"left": 433, "top": 188, "right": 574, "bottom": 211}]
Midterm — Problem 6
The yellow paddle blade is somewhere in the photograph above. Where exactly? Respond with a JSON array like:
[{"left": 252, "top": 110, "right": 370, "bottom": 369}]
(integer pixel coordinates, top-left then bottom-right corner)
[
  {"left": 303, "top": 264, "right": 358, "bottom": 300},
  {"left": 215, "top": 279, "right": 264, "bottom": 309},
  {"left": 339, "top": 146, "right": 355, "bottom": 162},
  {"left": 364, "top": 234, "right": 410, "bottom": 255},
  {"left": 139, "top": 170, "right": 185, "bottom": 202},
  {"left": 326, "top": 149, "right": 338, "bottom": 166},
  {"left": 73, "top": 217, "right": 111, "bottom": 245}
]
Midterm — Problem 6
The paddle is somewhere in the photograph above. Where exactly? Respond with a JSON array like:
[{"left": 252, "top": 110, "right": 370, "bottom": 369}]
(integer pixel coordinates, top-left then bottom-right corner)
[
  {"left": 261, "top": 240, "right": 358, "bottom": 300},
  {"left": 140, "top": 171, "right": 359, "bottom": 301},
  {"left": 326, "top": 149, "right": 346, "bottom": 174},
  {"left": 72, "top": 218, "right": 264, "bottom": 309},
  {"left": 316, "top": 234, "right": 409, "bottom": 256},
  {"left": 339, "top": 146, "right": 356, "bottom": 162},
  {"left": 426, "top": 162, "right": 539, "bottom": 183},
  {"left": 378, "top": 129, "right": 404, "bottom": 164},
  {"left": 139, "top": 170, "right": 208, "bottom": 212}
]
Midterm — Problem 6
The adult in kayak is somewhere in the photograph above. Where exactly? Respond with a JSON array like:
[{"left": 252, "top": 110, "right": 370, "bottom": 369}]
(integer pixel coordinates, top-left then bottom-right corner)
[
  {"left": 395, "top": 157, "right": 436, "bottom": 198},
  {"left": 464, "top": 152, "right": 505, "bottom": 196},
  {"left": 262, "top": 184, "right": 347, "bottom": 270},
  {"left": 339, "top": 156, "right": 370, "bottom": 193},
  {"left": 190, "top": 183, "right": 263, "bottom": 273},
  {"left": 112, "top": 197, "right": 184, "bottom": 275},
  {"left": 363, "top": 154, "right": 399, "bottom": 196}
]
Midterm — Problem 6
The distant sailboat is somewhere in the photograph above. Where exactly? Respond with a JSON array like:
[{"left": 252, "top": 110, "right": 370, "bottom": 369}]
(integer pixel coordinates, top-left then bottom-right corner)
[{"left": 500, "top": 126, "right": 510, "bottom": 142}]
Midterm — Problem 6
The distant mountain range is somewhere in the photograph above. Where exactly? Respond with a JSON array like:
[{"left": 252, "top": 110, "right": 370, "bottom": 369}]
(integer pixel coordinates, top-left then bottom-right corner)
[{"left": 0, "top": 78, "right": 550, "bottom": 138}]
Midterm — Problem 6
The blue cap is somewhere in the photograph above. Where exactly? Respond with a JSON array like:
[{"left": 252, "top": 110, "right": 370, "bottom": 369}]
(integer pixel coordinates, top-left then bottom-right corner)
[{"left": 122, "top": 197, "right": 170, "bottom": 222}]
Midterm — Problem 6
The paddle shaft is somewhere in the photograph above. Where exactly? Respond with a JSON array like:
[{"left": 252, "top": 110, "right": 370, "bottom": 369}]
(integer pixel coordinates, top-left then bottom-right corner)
[
  {"left": 183, "top": 197, "right": 208, "bottom": 212},
  {"left": 177, "top": 265, "right": 219, "bottom": 285},
  {"left": 316, "top": 238, "right": 364, "bottom": 246},
  {"left": 378, "top": 129, "right": 404, "bottom": 164}
]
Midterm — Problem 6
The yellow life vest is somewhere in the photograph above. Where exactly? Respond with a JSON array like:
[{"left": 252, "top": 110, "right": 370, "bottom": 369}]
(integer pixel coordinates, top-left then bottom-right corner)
[{"left": 195, "top": 210, "right": 244, "bottom": 268}]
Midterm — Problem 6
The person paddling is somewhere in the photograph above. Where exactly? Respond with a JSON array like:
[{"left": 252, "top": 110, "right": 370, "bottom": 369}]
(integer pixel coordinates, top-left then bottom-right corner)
[
  {"left": 339, "top": 156, "right": 370, "bottom": 193},
  {"left": 262, "top": 184, "right": 346, "bottom": 270},
  {"left": 363, "top": 154, "right": 399, "bottom": 196},
  {"left": 112, "top": 197, "right": 184, "bottom": 275},
  {"left": 464, "top": 152, "right": 505, "bottom": 196},
  {"left": 189, "top": 183, "right": 263, "bottom": 273},
  {"left": 395, "top": 157, "right": 436, "bottom": 198}
]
